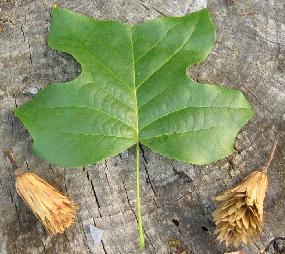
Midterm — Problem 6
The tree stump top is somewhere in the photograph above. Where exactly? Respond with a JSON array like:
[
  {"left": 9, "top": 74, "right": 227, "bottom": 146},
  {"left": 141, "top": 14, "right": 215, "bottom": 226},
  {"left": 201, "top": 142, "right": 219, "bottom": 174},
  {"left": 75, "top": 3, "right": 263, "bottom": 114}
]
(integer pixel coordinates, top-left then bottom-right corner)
[{"left": 0, "top": 0, "right": 284, "bottom": 253}]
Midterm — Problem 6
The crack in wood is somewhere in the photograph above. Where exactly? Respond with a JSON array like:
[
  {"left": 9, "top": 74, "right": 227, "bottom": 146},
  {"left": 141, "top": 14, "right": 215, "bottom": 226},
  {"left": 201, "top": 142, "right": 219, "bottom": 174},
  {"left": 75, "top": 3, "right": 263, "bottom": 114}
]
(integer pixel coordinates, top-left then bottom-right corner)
[
  {"left": 39, "top": 237, "right": 47, "bottom": 254},
  {"left": 63, "top": 168, "right": 68, "bottom": 193},
  {"left": 9, "top": 188, "right": 22, "bottom": 230},
  {"left": 152, "top": 7, "right": 167, "bottom": 16},
  {"left": 101, "top": 240, "right": 108, "bottom": 254},
  {"left": 144, "top": 229, "right": 156, "bottom": 251},
  {"left": 20, "top": 25, "right": 26, "bottom": 42},
  {"left": 104, "top": 172, "right": 111, "bottom": 188},
  {"left": 139, "top": 0, "right": 150, "bottom": 11},
  {"left": 216, "top": 41, "right": 234, "bottom": 52},
  {"left": 86, "top": 170, "right": 102, "bottom": 217},
  {"left": 103, "top": 161, "right": 111, "bottom": 189},
  {"left": 233, "top": 29, "right": 280, "bottom": 46},
  {"left": 122, "top": 180, "right": 136, "bottom": 215},
  {"left": 139, "top": 144, "right": 148, "bottom": 164},
  {"left": 143, "top": 163, "right": 157, "bottom": 197},
  {"left": 63, "top": 231, "right": 72, "bottom": 249},
  {"left": 81, "top": 222, "right": 92, "bottom": 254},
  {"left": 25, "top": 161, "right": 30, "bottom": 171}
]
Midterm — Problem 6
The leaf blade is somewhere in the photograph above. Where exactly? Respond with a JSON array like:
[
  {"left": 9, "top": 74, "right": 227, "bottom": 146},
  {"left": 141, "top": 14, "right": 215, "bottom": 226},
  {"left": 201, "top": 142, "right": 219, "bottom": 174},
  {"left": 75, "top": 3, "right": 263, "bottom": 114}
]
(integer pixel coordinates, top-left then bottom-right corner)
[{"left": 15, "top": 7, "right": 253, "bottom": 167}]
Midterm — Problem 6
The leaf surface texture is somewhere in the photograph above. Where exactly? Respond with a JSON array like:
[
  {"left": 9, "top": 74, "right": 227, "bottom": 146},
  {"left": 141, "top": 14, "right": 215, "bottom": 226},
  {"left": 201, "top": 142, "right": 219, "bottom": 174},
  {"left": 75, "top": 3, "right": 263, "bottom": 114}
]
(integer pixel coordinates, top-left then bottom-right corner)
[{"left": 15, "top": 8, "right": 253, "bottom": 167}]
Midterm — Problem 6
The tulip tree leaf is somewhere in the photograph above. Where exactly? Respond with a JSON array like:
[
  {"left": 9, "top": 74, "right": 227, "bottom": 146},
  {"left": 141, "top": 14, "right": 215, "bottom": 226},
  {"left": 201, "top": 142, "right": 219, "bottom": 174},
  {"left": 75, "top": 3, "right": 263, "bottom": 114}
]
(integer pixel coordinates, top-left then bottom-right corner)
[{"left": 15, "top": 7, "right": 253, "bottom": 167}]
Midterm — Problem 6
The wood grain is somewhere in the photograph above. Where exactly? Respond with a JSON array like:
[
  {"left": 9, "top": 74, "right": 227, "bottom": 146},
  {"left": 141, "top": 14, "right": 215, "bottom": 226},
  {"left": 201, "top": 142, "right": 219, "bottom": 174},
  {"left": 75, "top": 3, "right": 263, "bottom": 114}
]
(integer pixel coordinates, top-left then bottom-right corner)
[{"left": 0, "top": 0, "right": 284, "bottom": 253}]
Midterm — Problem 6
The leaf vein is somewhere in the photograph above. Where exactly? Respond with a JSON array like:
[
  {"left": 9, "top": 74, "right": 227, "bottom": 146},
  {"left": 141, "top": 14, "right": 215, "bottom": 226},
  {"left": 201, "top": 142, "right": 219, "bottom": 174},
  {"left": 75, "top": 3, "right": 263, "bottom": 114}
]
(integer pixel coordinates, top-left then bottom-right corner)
[
  {"left": 78, "top": 82, "right": 135, "bottom": 112},
  {"left": 140, "top": 106, "right": 249, "bottom": 131},
  {"left": 136, "top": 16, "right": 200, "bottom": 89},
  {"left": 134, "top": 22, "right": 182, "bottom": 64},
  {"left": 141, "top": 126, "right": 224, "bottom": 140},
  {"left": 59, "top": 132, "right": 135, "bottom": 139},
  {"left": 37, "top": 106, "right": 136, "bottom": 131},
  {"left": 71, "top": 32, "right": 134, "bottom": 93}
]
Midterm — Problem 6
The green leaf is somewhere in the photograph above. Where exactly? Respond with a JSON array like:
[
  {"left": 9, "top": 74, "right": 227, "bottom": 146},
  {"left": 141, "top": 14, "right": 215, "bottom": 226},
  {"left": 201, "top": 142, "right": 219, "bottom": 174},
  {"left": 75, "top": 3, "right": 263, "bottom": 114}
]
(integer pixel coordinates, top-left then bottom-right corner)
[{"left": 15, "top": 7, "right": 253, "bottom": 167}]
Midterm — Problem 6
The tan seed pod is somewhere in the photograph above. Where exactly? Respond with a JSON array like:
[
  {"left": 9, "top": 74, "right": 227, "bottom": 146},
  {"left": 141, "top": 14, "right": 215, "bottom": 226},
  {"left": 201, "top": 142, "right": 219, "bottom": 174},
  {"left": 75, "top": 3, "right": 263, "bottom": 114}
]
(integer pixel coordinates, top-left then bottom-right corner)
[
  {"left": 213, "top": 170, "right": 268, "bottom": 246},
  {"left": 5, "top": 149, "right": 77, "bottom": 234},
  {"left": 15, "top": 170, "right": 77, "bottom": 234},
  {"left": 213, "top": 142, "right": 277, "bottom": 247}
]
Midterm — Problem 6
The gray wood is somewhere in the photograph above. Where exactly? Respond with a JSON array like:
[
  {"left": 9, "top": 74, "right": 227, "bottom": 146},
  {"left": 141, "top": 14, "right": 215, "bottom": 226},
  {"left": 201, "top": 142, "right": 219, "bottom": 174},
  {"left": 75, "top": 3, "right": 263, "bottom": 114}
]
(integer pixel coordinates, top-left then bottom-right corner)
[{"left": 0, "top": 0, "right": 284, "bottom": 253}]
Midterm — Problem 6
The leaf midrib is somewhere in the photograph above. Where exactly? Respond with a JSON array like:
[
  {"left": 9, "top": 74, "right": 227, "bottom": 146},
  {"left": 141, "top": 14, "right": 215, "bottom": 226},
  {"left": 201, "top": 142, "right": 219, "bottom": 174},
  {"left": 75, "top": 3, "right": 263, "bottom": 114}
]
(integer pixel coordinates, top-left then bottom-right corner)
[
  {"left": 58, "top": 13, "right": 207, "bottom": 145},
  {"left": 130, "top": 26, "right": 139, "bottom": 144},
  {"left": 129, "top": 14, "right": 204, "bottom": 143},
  {"left": 69, "top": 28, "right": 134, "bottom": 93},
  {"left": 129, "top": 16, "right": 200, "bottom": 144},
  {"left": 50, "top": 10, "right": 239, "bottom": 148},
  {"left": 134, "top": 21, "right": 182, "bottom": 64},
  {"left": 135, "top": 15, "right": 200, "bottom": 90}
]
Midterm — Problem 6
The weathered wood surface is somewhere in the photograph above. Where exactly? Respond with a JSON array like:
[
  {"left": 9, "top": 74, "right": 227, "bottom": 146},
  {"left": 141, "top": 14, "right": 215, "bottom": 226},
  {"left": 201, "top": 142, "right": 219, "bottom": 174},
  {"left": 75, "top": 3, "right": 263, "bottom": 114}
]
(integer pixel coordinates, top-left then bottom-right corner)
[{"left": 0, "top": 0, "right": 284, "bottom": 253}]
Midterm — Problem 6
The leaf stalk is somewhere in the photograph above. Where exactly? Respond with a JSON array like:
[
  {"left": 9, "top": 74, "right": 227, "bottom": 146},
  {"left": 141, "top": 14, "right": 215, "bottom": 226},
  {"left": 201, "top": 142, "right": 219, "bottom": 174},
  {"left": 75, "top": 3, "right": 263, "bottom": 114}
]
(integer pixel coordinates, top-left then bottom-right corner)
[
  {"left": 261, "top": 141, "right": 278, "bottom": 173},
  {"left": 5, "top": 149, "right": 19, "bottom": 170},
  {"left": 136, "top": 142, "right": 145, "bottom": 249}
]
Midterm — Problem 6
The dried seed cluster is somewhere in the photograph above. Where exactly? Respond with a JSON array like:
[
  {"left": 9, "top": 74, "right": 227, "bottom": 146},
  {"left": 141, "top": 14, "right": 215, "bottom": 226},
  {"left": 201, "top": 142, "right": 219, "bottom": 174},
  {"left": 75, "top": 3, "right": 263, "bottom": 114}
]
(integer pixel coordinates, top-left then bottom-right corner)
[
  {"left": 213, "top": 170, "right": 268, "bottom": 246},
  {"left": 15, "top": 171, "right": 77, "bottom": 234}
]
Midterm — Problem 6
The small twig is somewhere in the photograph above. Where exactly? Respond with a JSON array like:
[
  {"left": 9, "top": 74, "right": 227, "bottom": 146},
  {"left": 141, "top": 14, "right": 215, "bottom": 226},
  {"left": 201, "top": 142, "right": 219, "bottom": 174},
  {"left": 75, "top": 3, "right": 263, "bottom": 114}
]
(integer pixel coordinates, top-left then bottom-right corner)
[
  {"left": 261, "top": 141, "right": 278, "bottom": 173},
  {"left": 4, "top": 150, "right": 23, "bottom": 176},
  {"left": 5, "top": 149, "right": 19, "bottom": 170}
]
